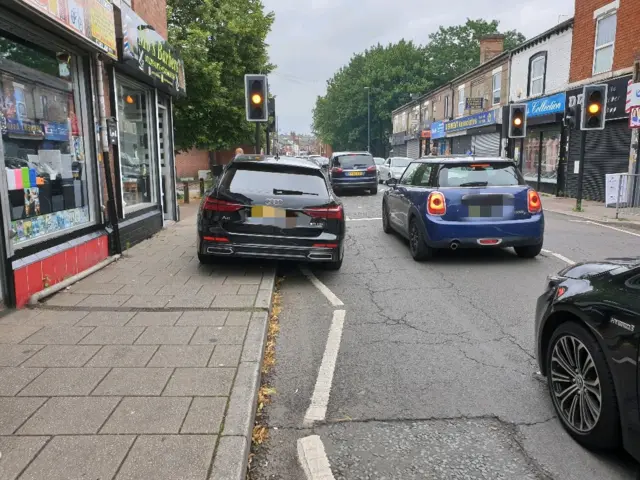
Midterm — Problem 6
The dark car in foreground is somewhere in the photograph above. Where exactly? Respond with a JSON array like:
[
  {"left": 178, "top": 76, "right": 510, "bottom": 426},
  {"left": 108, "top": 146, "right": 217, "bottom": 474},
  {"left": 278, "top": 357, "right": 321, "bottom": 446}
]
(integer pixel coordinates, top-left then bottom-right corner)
[
  {"left": 197, "top": 155, "right": 345, "bottom": 270},
  {"left": 329, "top": 151, "right": 377, "bottom": 195},
  {"left": 382, "top": 156, "right": 544, "bottom": 260},
  {"left": 535, "top": 257, "right": 640, "bottom": 461}
]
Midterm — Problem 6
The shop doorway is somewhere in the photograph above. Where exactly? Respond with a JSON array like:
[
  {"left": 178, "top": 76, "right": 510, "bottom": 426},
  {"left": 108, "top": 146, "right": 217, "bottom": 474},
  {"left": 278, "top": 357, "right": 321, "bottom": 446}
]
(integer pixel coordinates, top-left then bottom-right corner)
[{"left": 157, "top": 97, "right": 176, "bottom": 221}]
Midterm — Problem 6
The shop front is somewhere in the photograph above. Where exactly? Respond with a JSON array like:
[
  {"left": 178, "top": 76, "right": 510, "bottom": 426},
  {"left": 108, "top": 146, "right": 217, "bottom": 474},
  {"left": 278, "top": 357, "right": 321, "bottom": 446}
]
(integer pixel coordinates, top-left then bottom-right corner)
[
  {"left": 112, "top": 4, "right": 185, "bottom": 247},
  {"left": 389, "top": 132, "right": 407, "bottom": 157},
  {"left": 564, "top": 75, "right": 632, "bottom": 202},
  {"left": 0, "top": 0, "right": 118, "bottom": 307},
  {"left": 430, "top": 121, "right": 446, "bottom": 155},
  {"left": 520, "top": 92, "right": 566, "bottom": 195},
  {"left": 444, "top": 109, "right": 501, "bottom": 156}
]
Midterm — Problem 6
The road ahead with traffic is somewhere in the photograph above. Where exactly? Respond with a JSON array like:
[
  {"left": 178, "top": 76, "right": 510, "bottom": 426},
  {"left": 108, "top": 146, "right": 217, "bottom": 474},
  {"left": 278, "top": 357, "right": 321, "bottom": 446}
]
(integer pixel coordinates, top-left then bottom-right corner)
[{"left": 251, "top": 186, "right": 640, "bottom": 480}]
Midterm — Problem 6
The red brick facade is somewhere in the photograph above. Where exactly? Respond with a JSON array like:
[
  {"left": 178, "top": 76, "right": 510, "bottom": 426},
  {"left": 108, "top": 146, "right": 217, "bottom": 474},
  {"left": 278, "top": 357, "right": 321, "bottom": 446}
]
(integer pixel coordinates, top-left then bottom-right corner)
[
  {"left": 176, "top": 149, "right": 210, "bottom": 179},
  {"left": 132, "top": 0, "right": 168, "bottom": 39},
  {"left": 570, "top": 0, "right": 640, "bottom": 83}
]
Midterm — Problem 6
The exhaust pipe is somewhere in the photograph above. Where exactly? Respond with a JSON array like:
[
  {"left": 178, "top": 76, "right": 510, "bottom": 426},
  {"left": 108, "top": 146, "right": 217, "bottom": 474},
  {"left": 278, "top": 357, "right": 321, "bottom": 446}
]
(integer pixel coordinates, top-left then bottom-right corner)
[{"left": 450, "top": 241, "right": 460, "bottom": 251}]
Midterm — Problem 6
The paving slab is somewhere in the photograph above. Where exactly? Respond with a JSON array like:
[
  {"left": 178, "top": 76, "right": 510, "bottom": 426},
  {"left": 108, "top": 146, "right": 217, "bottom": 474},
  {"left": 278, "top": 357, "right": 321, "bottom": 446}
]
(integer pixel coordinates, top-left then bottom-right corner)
[
  {"left": 147, "top": 345, "right": 214, "bottom": 367},
  {"left": 86, "top": 346, "right": 158, "bottom": 367},
  {"left": 18, "top": 367, "right": 109, "bottom": 396},
  {"left": 0, "top": 367, "right": 44, "bottom": 395},
  {"left": 135, "top": 326, "right": 196, "bottom": 345},
  {"left": 0, "top": 435, "right": 49, "bottom": 480},
  {"left": 100, "top": 396, "right": 191, "bottom": 434},
  {"left": 162, "top": 367, "right": 235, "bottom": 396},
  {"left": 92, "top": 368, "right": 173, "bottom": 396},
  {"left": 0, "top": 397, "right": 46, "bottom": 434},
  {"left": 20, "top": 326, "right": 93, "bottom": 345},
  {"left": 0, "top": 345, "right": 44, "bottom": 367}
]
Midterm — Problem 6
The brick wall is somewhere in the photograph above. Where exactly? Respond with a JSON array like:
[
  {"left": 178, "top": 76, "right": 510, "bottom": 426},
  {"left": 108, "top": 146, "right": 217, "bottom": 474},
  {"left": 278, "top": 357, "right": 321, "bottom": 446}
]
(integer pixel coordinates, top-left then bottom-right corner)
[
  {"left": 452, "top": 57, "right": 509, "bottom": 118},
  {"left": 132, "top": 0, "right": 168, "bottom": 39},
  {"left": 570, "top": 0, "right": 640, "bottom": 83},
  {"left": 176, "top": 149, "right": 210, "bottom": 179}
]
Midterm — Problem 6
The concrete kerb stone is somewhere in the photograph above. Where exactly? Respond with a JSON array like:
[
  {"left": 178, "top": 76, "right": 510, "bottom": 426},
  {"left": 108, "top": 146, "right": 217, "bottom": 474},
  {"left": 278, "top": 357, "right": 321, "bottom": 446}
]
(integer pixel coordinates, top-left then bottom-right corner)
[{"left": 545, "top": 208, "right": 640, "bottom": 232}]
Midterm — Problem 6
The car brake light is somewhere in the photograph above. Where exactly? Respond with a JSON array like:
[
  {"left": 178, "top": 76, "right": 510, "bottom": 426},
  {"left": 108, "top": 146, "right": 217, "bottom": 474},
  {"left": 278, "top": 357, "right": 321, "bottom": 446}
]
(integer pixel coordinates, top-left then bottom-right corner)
[
  {"left": 203, "top": 236, "right": 229, "bottom": 242},
  {"left": 556, "top": 286, "right": 567, "bottom": 298},
  {"left": 304, "top": 205, "right": 343, "bottom": 220},
  {"left": 366, "top": 166, "right": 376, "bottom": 172},
  {"left": 313, "top": 243, "right": 338, "bottom": 248},
  {"left": 331, "top": 167, "right": 343, "bottom": 174},
  {"left": 427, "top": 192, "right": 446, "bottom": 215},
  {"left": 203, "top": 197, "right": 243, "bottom": 212},
  {"left": 528, "top": 190, "right": 542, "bottom": 214}
]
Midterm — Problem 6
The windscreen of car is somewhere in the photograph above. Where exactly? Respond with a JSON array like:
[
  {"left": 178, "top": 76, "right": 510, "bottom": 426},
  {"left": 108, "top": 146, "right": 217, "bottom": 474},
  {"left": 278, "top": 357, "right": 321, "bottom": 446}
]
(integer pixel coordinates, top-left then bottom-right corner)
[
  {"left": 374, "top": 157, "right": 385, "bottom": 165},
  {"left": 332, "top": 154, "right": 374, "bottom": 168},
  {"left": 437, "top": 162, "right": 523, "bottom": 187},
  {"left": 222, "top": 165, "right": 330, "bottom": 198},
  {"left": 390, "top": 158, "right": 411, "bottom": 168}
]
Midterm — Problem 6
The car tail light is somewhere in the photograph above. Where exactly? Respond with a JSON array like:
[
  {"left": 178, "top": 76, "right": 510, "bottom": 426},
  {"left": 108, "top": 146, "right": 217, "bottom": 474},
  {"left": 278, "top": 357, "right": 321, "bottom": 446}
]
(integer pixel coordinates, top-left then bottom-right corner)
[
  {"left": 427, "top": 192, "right": 446, "bottom": 215},
  {"left": 331, "top": 167, "right": 343, "bottom": 174},
  {"left": 366, "top": 166, "right": 376, "bottom": 173},
  {"left": 203, "top": 236, "right": 229, "bottom": 242},
  {"left": 313, "top": 243, "right": 338, "bottom": 248},
  {"left": 203, "top": 197, "right": 243, "bottom": 212},
  {"left": 556, "top": 286, "right": 567, "bottom": 298},
  {"left": 304, "top": 205, "right": 343, "bottom": 220},
  {"left": 528, "top": 190, "right": 542, "bottom": 214}
]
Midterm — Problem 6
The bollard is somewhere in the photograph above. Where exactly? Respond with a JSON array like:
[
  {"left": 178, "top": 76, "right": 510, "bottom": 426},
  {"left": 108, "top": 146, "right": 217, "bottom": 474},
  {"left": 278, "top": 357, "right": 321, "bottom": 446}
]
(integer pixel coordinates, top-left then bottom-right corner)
[
  {"left": 200, "top": 178, "right": 205, "bottom": 197},
  {"left": 183, "top": 181, "right": 189, "bottom": 204}
]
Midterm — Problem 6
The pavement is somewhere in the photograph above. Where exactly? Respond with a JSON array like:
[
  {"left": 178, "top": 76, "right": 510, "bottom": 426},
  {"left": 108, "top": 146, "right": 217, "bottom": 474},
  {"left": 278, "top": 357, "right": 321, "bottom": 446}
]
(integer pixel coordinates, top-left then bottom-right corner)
[
  {"left": 0, "top": 205, "right": 276, "bottom": 480},
  {"left": 541, "top": 195, "right": 640, "bottom": 231},
  {"left": 249, "top": 187, "right": 640, "bottom": 480}
]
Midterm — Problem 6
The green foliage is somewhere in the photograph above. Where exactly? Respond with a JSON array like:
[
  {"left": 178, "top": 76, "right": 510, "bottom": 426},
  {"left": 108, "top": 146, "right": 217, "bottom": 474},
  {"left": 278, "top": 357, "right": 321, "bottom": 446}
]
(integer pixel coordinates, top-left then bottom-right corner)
[
  {"left": 313, "top": 19, "right": 526, "bottom": 154},
  {"left": 168, "top": 0, "right": 275, "bottom": 152}
]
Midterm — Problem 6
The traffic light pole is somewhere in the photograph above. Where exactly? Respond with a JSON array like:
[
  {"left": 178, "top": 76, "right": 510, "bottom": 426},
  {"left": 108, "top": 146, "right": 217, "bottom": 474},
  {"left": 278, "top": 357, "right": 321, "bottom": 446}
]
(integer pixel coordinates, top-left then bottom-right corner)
[
  {"left": 265, "top": 126, "right": 270, "bottom": 155},
  {"left": 576, "top": 130, "right": 587, "bottom": 212},
  {"left": 255, "top": 123, "right": 261, "bottom": 154}
]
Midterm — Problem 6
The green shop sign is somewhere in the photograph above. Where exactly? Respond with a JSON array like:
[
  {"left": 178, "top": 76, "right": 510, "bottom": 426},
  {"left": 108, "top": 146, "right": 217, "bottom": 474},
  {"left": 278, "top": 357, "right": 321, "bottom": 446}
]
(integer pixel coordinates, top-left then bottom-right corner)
[{"left": 120, "top": 4, "right": 186, "bottom": 96}]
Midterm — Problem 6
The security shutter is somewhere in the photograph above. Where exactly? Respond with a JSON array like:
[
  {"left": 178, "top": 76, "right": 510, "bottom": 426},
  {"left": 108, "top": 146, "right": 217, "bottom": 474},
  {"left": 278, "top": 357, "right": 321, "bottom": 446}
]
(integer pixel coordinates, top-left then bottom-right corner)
[
  {"left": 407, "top": 139, "right": 420, "bottom": 159},
  {"left": 472, "top": 133, "right": 500, "bottom": 156},
  {"left": 392, "top": 144, "right": 408, "bottom": 157},
  {"left": 565, "top": 120, "right": 631, "bottom": 202},
  {"left": 451, "top": 136, "right": 472, "bottom": 154}
]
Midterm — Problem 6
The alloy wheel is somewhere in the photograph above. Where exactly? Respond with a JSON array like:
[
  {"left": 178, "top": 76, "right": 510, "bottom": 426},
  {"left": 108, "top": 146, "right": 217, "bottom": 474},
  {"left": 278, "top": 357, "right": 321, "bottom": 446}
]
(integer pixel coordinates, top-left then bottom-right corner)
[
  {"left": 550, "top": 334, "right": 602, "bottom": 433},
  {"left": 409, "top": 223, "right": 419, "bottom": 254}
]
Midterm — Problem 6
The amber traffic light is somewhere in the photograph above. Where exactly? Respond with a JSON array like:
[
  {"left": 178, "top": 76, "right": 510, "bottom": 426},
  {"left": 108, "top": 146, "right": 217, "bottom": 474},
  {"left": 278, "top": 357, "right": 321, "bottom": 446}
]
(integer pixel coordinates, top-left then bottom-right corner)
[
  {"left": 581, "top": 85, "right": 607, "bottom": 131},
  {"left": 245, "top": 74, "right": 268, "bottom": 122},
  {"left": 508, "top": 104, "right": 527, "bottom": 138}
]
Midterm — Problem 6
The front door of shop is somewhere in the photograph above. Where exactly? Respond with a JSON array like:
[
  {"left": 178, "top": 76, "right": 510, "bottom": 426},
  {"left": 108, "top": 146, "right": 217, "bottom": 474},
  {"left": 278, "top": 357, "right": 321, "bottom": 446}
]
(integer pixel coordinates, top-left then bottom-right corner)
[{"left": 157, "top": 97, "right": 176, "bottom": 221}]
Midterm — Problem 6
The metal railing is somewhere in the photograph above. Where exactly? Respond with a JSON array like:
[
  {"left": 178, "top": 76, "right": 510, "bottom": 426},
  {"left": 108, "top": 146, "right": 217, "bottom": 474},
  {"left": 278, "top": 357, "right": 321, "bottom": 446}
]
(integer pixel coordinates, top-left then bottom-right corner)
[{"left": 615, "top": 174, "right": 640, "bottom": 219}]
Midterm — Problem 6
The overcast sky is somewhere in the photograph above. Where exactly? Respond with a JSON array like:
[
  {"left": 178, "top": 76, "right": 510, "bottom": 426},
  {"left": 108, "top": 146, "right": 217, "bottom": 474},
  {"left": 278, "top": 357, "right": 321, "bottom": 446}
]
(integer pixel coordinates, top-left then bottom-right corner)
[{"left": 261, "top": 0, "right": 575, "bottom": 135}]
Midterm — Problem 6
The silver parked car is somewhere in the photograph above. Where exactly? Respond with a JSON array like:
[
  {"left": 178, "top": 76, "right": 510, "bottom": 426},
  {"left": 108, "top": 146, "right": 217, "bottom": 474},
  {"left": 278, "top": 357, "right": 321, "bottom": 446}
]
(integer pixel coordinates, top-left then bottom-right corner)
[{"left": 378, "top": 157, "right": 411, "bottom": 183}]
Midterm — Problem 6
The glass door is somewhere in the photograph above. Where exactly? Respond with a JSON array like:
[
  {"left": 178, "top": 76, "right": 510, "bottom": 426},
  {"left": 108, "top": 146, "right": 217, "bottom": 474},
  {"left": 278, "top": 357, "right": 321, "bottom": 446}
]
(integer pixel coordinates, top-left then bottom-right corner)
[{"left": 157, "top": 96, "right": 176, "bottom": 221}]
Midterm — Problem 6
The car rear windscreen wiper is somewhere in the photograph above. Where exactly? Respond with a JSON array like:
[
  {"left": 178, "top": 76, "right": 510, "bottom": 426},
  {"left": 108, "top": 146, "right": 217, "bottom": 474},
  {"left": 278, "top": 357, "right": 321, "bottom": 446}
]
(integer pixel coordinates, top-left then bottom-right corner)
[
  {"left": 459, "top": 182, "right": 489, "bottom": 187},
  {"left": 273, "top": 189, "right": 319, "bottom": 196}
]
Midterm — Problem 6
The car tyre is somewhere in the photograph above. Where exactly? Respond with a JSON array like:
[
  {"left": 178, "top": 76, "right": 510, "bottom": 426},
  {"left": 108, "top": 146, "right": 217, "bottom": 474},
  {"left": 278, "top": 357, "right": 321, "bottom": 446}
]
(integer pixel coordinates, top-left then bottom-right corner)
[
  {"left": 382, "top": 202, "right": 393, "bottom": 234},
  {"left": 546, "top": 321, "right": 621, "bottom": 451},
  {"left": 408, "top": 218, "right": 432, "bottom": 261},
  {"left": 514, "top": 243, "right": 543, "bottom": 258},
  {"left": 324, "top": 244, "right": 344, "bottom": 270},
  {"left": 370, "top": 186, "right": 378, "bottom": 195},
  {"left": 198, "top": 253, "right": 215, "bottom": 265}
]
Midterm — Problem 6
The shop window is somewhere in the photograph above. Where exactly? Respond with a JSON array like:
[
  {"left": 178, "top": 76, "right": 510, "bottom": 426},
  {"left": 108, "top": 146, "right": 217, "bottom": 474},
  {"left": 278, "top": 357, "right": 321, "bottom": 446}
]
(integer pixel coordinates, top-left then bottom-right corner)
[
  {"left": 593, "top": 12, "right": 616, "bottom": 75},
  {"left": 116, "top": 77, "right": 158, "bottom": 213},
  {"left": 528, "top": 52, "right": 547, "bottom": 97},
  {"left": 522, "top": 129, "right": 560, "bottom": 185},
  {"left": 0, "top": 33, "right": 93, "bottom": 247}
]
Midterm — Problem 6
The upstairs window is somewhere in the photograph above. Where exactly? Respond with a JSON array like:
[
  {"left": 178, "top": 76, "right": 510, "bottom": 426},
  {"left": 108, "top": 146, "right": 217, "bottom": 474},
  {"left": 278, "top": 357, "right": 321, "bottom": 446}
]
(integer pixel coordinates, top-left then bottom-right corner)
[
  {"left": 593, "top": 12, "right": 617, "bottom": 75},
  {"left": 492, "top": 72, "right": 501, "bottom": 105},
  {"left": 457, "top": 86, "right": 465, "bottom": 117},
  {"left": 528, "top": 53, "right": 547, "bottom": 97},
  {"left": 444, "top": 95, "right": 449, "bottom": 118}
]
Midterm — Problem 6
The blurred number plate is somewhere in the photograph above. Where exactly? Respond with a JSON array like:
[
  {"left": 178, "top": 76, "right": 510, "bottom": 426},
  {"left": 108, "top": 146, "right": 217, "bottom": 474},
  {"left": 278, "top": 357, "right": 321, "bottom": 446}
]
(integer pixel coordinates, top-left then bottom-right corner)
[
  {"left": 468, "top": 206, "right": 509, "bottom": 218},
  {"left": 348, "top": 171, "right": 364, "bottom": 176},
  {"left": 251, "top": 206, "right": 286, "bottom": 218}
]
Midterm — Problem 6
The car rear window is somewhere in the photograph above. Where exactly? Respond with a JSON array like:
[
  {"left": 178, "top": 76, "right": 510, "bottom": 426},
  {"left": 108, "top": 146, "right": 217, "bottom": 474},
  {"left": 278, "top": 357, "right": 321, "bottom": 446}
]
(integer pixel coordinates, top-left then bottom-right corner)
[
  {"left": 437, "top": 162, "right": 522, "bottom": 187},
  {"left": 222, "top": 165, "right": 330, "bottom": 198},
  {"left": 332, "top": 154, "right": 374, "bottom": 168}
]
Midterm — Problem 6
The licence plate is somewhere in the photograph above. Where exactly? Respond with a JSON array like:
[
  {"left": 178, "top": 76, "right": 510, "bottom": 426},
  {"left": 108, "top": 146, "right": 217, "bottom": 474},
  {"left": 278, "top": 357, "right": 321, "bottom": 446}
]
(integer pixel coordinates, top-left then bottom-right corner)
[
  {"left": 251, "top": 206, "right": 286, "bottom": 218},
  {"left": 249, "top": 206, "right": 306, "bottom": 228},
  {"left": 347, "top": 171, "right": 364, "bottom": 177},
  {"left": 468, "top": 205, "right": 512, "bottom": 218}
]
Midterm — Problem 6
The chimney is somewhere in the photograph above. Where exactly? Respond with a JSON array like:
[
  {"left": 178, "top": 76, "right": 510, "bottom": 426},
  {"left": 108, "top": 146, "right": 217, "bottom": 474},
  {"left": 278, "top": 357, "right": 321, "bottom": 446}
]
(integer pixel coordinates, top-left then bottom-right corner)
[{"left": 479, "top": 34, "right": 505, "bottom": 64}]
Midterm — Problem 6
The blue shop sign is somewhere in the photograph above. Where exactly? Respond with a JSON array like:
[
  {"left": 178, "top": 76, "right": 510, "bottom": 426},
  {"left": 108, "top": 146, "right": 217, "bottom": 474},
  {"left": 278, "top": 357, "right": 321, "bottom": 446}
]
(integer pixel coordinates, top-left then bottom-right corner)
[
  {"left": 444, "top": 109, "right": 497, "bottom": 134},
  {"left": 526, "top": 93, "right": 566, "bottom": 118},
  {"left": 430, "top": 121, "right": 445, "bottom": 139}
]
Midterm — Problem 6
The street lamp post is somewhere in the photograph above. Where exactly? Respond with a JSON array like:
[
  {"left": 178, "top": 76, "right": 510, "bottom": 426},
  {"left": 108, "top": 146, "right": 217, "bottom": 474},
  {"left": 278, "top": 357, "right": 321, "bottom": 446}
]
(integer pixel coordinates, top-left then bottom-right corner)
[{"left": 365, "top": 87, "right": 370, "bottom": 153}]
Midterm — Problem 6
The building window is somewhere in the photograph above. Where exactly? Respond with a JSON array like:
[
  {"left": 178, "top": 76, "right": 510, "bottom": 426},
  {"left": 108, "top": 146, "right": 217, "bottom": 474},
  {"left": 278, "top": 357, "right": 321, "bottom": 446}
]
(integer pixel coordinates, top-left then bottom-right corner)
[
  {"left": 0, "top": 33, "right": 95, "bottom": 247},
  {"left": 528, "top": 52, "right": 547, "bottom": 97},
  {"left": 457, "top": 87, "right": 465, "bottom": 117},
  {"left": 116, "top": 76, "right": 158, "bottom": 213},
  {"left": 593, "top": 12, "right": 617, "bottom": 75},
  {"left": 421, "top": 101, "right": 429, "bottom": 127},
  {"left": 492, "top": 72, "right": 501, "bottom": 105}
]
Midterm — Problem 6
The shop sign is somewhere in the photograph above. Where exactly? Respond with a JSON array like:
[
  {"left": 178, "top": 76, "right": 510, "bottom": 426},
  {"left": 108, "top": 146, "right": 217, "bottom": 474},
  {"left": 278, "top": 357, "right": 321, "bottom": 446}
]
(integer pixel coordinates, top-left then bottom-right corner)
[
  {"left": 430, "top": 121, "right": 445, "bottom": 139},
  {"left": 630, "top": 106, "right": 640, "bottom": 129},
  {"left": 4, "top": 118, "right": 44, "bottom": 139},
  {"left": 465, "top": 97, "right": 484, "bottom": 110},
  {"left": 566, "top": 75, "right": 631, "bottom": 121},
  {"left": 444, "top": 109, "right": 497, "bottom": 134},
  {"left": 526, "top": 92, "right": 566, "bottom": 118},
  {"left": 420, "top": 130, "right": 431, "bottom": 138},
  {"left": 120, "top": 4, "right": 186, "bottom": 95},
  {"left": 42, "top": 121, "right": 70, "bottom": 142},
  {"left": 16, "top": 0, "right": 117, "bottom": 59}
]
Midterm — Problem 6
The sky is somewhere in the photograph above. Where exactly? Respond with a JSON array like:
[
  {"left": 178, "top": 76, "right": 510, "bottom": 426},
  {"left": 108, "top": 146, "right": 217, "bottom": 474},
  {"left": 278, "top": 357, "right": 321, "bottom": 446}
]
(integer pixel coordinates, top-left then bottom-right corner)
[{"left": 261, "top": 0, "right": 575, "bottom": 135}]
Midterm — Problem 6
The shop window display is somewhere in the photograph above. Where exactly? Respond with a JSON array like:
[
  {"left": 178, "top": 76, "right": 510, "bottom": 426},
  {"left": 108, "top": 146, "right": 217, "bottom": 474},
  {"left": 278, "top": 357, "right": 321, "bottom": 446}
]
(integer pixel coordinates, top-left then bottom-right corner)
[
  {"left": 117, "top": 78, "right": 157, "bottom": 212},
  {"left": 522, "top": 129, "right": 560, "bottom": 184},
  {"left": 0, "top": 33, "right": 91, "bottom": 247}
]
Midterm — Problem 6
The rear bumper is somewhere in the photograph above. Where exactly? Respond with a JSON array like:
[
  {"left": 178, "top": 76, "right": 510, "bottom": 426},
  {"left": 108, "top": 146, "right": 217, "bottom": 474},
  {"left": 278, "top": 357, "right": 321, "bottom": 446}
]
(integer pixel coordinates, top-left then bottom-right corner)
[
  {"left": 198, "top": 237, "right": 342, "bottom": 263},
  {"left": 424, "top": 214, "right": 544, "bottom": 248},
  {"left": 332, "top": 179, "right": 377, "bottom": 190}
]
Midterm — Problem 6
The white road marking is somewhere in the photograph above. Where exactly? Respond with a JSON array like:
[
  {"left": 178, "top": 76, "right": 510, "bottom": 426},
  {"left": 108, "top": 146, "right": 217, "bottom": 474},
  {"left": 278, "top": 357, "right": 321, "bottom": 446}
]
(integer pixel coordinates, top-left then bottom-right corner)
[
  {"left": 582, "top": 220, "right": 640, "bottom": 237},
  {"left": 300, "top": 266, "right": 344, "bottom": 307},
  {"left": 542, "top": 249, "right": 576, "bottom": 265},
  {"left": 303, "top": 309, "right": 346, "bottom": 427},
  {"left": 346, "top": 217, "right": 382, "bottom": 222},
  {"left": 297, "top": 435, "right": 336, "bottom": 480}
]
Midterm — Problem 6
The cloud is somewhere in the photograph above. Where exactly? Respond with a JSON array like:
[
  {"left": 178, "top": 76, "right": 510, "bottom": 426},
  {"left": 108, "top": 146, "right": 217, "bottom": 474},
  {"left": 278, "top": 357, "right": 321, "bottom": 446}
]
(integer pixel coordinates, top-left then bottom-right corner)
[{"left": 262, "top": 0, "right": 575, "bottom": 134}]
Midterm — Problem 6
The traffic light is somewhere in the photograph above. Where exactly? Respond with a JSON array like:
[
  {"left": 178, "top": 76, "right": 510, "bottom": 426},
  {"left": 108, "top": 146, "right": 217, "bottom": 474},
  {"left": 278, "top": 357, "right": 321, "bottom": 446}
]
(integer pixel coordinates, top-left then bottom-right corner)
[
  {"left": 267, "top": 97, "right": 276, "bottom": 131},
  {"left": 564, "top": 104, "right": 580, "bottom": 129},
  {"left": 508, "top": 104, "right": 527, "bottom": 138},
  {"left": 580, "top": 85, "right": 607, "bottom": 131},
  {"left": 245, "top": 74, "right": 268, "bottom": 122}
]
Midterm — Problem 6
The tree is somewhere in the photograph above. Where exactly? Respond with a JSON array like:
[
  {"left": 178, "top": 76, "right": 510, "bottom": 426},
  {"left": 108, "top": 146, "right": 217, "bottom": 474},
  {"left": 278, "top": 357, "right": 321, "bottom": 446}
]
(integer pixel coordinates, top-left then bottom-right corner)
[
  {"left": 168, "top": 0, "right": 275, "bottom": 152},
  {"left": 313, "top": 19, "right": 525, "bottom": 153}
]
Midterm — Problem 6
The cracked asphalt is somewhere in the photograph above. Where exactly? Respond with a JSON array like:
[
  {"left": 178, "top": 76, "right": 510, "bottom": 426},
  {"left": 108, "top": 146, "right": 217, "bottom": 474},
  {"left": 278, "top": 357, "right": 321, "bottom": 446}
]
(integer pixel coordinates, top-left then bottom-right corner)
[{"left": 249, "top": 188, "right": 639, "bottom": 480}]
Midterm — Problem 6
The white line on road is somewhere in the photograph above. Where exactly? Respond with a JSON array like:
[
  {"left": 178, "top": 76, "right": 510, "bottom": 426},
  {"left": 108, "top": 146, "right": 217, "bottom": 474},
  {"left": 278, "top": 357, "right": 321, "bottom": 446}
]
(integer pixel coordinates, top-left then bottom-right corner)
[
  {"left": 300, "top": 266, "right": 344, "bottom": 307},
  {"left": 583, "top": 220, "right": 640, "bottom": 238},
  {"left": 297, "top": 435, "right": 336, "bottom": 480},
  {"left": 346, "top": 217, "right": 382, "bottom": 222},
  {"left": 303, "top": 309, "right": 346, "bottom": 427},
  {"left": 542, "top": 249, "right": 576, "bottom": 265}
]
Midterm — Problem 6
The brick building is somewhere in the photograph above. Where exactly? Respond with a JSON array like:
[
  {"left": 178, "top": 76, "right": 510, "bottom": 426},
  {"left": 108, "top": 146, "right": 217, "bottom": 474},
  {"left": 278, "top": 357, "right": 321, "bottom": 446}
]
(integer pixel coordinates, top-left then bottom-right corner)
[
  {"left": 0, "top": 0, "right": 184, "bottom": 306},
  {"left": 564, "top": 0, "right": 639, "bottom": 202}
]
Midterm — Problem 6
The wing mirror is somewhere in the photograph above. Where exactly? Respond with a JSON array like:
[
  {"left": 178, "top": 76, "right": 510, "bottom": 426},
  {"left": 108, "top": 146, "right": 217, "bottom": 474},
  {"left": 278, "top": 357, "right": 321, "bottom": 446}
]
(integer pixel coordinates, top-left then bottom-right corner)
[{"left": 386, "top": 178, "right": 398, "bottom": 186}]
